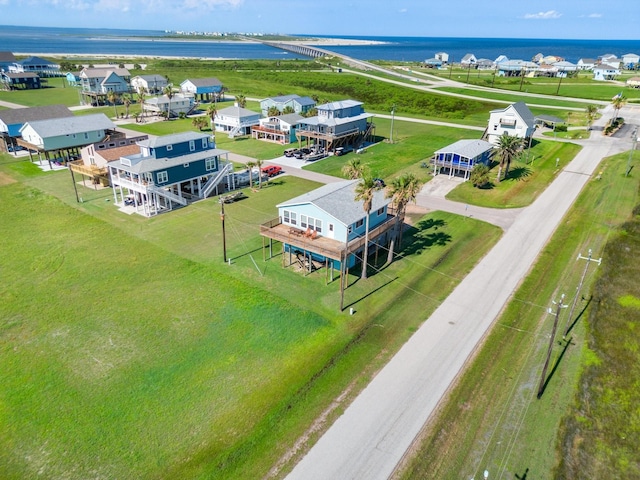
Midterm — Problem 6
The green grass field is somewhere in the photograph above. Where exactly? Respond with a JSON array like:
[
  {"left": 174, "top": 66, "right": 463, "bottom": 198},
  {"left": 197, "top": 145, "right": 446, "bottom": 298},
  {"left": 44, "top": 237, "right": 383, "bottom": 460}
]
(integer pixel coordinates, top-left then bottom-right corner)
[
  {"left": 398, "top": 149, "right": 640, "bottom": 480},
  {"left": 0, "top": 151, "right": 501, "bottom": 479}
]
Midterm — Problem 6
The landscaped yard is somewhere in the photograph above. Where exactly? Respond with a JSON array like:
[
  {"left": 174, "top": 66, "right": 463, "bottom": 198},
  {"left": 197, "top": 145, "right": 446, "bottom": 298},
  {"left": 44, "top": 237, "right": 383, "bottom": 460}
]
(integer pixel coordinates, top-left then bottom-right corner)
[{"left": 0, "top": 152, "right": 501, "bottom": 479}]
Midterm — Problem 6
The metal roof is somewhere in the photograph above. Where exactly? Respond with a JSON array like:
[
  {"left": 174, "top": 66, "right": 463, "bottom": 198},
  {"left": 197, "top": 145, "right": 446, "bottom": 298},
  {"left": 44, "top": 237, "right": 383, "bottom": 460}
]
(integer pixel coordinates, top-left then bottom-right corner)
[
  {"left": 490, "top": 101, "right": 536, "bottom": 128},
  {"left": 117, "top": 148, "right": 228, "bottom": 174},
  {"left": 80, "top": 67, "right": 130, "bottom": 78},
  {"left": 183, "top": 77, "right": 222, "bottom": 87},
  {"left": 20, "top": 113, "right": 115, "bottom": 137},
  {"left": 316, "top": 100, "right": 363, "bottom": 111},
  {"left": 278, "top": 179, "right": 390, "bottom": 226},
  {"left": 434, "top": 139, "right": 494, "bottom": 159},
  {"left": 138, "top": 131, "right": 210, "bottom": 149},
  {"left": 0, "top": 104, "right": 73, "bottom": 127},
  {"left": 217, "top": 105, "right": 260, "bottom": 118}
]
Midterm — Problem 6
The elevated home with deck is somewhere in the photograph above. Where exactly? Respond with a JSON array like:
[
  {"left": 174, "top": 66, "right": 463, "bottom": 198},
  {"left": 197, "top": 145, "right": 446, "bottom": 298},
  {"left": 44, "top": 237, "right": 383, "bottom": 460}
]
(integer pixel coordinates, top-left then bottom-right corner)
[
  {"left": 0, "top": 51, "right": 17, "bottom": 72},
  {"left": 79, "top": 67, "right": 131, "bottom": 105},
  {"left": 252, "top": 113, "right": 304, "bottom": 144},
  {"left": 260, "top": 180, "right": 394, "bottom": 276},
  {"left": 214, "top": 104, "right": 260, "bottom": 138},
  {"left": 131, "top": 74, "right": 168, "bottom": 94},
  {"left": 108, "top": 131, "right": 232, "bottom": 216},
  {"left": 0, "top": 104, "right": 73, "bottom": 153},
  {"left": 431, "top": 139, "right": 493, "bottom": 180},
  {"left": 1, "top": 72, "right": 41, "bottom": 90},
  {"left": 8, "top": 56, "right": 60, "bottom": 76},
  {"left": 18, "top": 113, "right": 117, "bottom": 166},
  {"left": 295, "top": 100, "right": 374, "bottom": 152},
  {"left": 180, "top": 77, "right": 224, "bottom": 102},
  {"left": 485, "top": 101, "right": 535, "bottom": 145}
]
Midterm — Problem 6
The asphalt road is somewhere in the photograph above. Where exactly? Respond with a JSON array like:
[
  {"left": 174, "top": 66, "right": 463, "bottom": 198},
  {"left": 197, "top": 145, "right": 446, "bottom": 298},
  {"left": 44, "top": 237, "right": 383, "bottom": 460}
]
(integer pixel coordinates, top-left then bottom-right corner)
[{"left": 286, "top": 106, "right": 638, "bottom": 480}]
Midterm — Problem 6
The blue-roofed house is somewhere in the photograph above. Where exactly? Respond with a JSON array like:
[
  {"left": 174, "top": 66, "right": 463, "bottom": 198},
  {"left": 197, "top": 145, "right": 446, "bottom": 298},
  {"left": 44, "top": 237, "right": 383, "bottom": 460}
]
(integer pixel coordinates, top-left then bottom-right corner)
[
  {"left": 260, "top": 179, "right": 395, "bottom": 274},
  {"left": 486, "top": 102, "right": 536, "bottom": 145},
  {"left": 108, "top": 131, "right": 232, "bottom": 216},
  {"left": 431, "top": 139, "right": 494, "bottom": 180},
  {"left": 259, "top": 94, "right": 316, "bottom": 116},
  {"left": 295, "top": 100, "right": 375, "bottom": 152},
  {"left": 8, "top": 56, "right": 60, "bottom": 76},
  {"left": 252, "top": 113, "right": 304, "bottom": 144},
  {"left": 180, "top": 77, "right": 224, "bottom": 102}
]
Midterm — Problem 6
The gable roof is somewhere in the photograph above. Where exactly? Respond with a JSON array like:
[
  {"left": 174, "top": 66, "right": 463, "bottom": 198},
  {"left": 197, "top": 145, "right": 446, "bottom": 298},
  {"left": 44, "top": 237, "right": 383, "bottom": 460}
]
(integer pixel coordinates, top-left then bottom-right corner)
[
  {"left": 18, "top": 56, "right": 57, "bottom": 66},
  {"left": 434, "top": 139, "right": 493, "bottom": 158},
  {"left": 277, "top": 113, "right": 304, "bottom": 125},
  {"left": 0, "top": 105, "right": 73, "bottom": 126},
  {"left": 20, "top": 113, "right": 115, "bottom": 137},
  {"left": 0, "top": 51, "right": 16, "bottom": 63},
  {"left": 134, "top": 74, "right": 167, "bottom": 83},
  {"left": 183, "top": 77, "right": 222, "bottom": 87},
  {"left": 119, "top": 148, "right": 227, "bottom": 174},
  {"left": 99, "top": 144, "right": 142, "bottom": 162},
  {"left": 3, "top": 72, "right": 39, "bottom": 79},
  {"left": 317, "top": 99, "right": 363, "bottom": 111},
  {"left": 139, "top": 131, "right": 210, "bottom": 149},
  {"left": 490, "top": 101, "right": 535, "bottom": 128},
  {"left": 217, "top": 105, "right": 259, "bottom": 118},
  {"left": 278, "top": 180, "right": 390, "bottom": 226},
  {"left": 80, "top": 67, "right": 130, "bottom": 78}
]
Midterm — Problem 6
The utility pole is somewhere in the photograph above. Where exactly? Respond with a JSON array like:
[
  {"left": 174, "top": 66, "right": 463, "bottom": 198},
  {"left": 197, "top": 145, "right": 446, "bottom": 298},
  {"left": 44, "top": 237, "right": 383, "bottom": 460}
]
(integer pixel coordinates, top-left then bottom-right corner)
[
  {"left": 389, "top": 104, "right": 396, "bottom": 144},
  {"left": 519, "top": 67, "right": 525, "bottom": 91},
  {"left": 537, "top": 294, "right": 566, "bottom": 399},
  {"left": 563, "top": 250, "right": 602, "bottom": 338},
  {"left": 220, "top": 198, "right": 227, "bottom": 263},
  {"left": 626, "top": 128, "right": 637, "bottom": 177},
  {"left": 555, "top": 69, "right": 564, "bottom": 95}
]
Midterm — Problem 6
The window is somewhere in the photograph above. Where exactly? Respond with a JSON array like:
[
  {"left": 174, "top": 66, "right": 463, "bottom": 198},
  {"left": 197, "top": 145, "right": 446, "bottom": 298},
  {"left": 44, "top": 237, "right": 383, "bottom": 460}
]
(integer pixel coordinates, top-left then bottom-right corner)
[
  {"left": 283, "top": 210, "right": 290, "bottom": 223},
  {"left": 205, "top": 157, "right": 216, "bottom": 171},
  {"left": 348, "top": 225, "right": 353, "bottom": 234},
  {"left": 301, "top": 215, "right": 307, "bottom": 228},
  {"left": 377, "top": 207, "right": 384, "bottom": 216},
  {"left": 84, "top": 132, "right": 89, "bottom": 139},
  {"left": 315, "top": 219, "right": 322, "bottom": 233},
  {"left": 202, "top": 138, "right": 208, "bottom": 148},
  {"left": 290, "top": 212, "right": 297, "bottom": 225},
  {"left": 157, "top": 171, "right": 168, "bottom": 183},
  {"left": 166, "top": 144, "right": 173, "bottom": 152},
  {"left": 189, "top": 140, "right": 195, "bottom": 152},
  {"left": 329, "top": 224, "right": 334, "bottom": 232},
  {"left": 355, "top": 218, "right": 364, "bottom": 229},
  {"left": 183, "top": 163, "right": 190, "bottom": 168}
]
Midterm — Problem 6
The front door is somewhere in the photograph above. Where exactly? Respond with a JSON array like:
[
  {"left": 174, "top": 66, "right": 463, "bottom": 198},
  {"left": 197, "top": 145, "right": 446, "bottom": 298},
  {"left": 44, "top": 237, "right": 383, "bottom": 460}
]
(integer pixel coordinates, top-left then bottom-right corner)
[{"left": 327, "top": 223, "right": 335, "bottom": 239}]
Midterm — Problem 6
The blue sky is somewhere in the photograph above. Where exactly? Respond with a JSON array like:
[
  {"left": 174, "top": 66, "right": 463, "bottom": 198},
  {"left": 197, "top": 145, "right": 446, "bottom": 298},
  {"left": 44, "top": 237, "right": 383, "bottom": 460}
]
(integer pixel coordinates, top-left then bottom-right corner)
[{"left": 3, "top": 0, "right": 638, "bottom": 39}]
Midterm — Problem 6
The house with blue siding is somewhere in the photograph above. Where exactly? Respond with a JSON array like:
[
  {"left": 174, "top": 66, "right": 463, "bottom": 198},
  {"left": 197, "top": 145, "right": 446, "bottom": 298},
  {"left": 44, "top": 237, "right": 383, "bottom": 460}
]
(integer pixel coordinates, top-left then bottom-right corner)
[
  {"left": 1, "top": 72, "right": 41, "bottom": 90},
  {"left": 260, "top": 180, "right": 394, "bottom": 273},
  {"left": 180, "top": 77, "right": 224, "bottom": 102},
  {"left": 19, "top": 113, "right": 116, "bottom": 151},
  {"left": 259, "top": 94, "right": 316, "bottom": 116},
  {"left": 296, "top": 100, "right": 374, "bottom": 152},
  {"left": 8, "top": 56, "right": 60, "bottom": 76},
  {"left": 431, "top": 139, "right": 494, "bottom": 180},
  {"left": 108, "top": 131, "right": 232, "bottom": 216}
]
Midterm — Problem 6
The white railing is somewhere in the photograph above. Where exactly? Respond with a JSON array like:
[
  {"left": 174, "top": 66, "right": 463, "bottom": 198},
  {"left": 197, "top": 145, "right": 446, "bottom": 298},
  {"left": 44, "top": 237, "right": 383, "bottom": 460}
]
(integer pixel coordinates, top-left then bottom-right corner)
[
  {"left": 200, "top": 162, "right": 233, "bottom": 198},
  {"left": 147, "top": 184, "right": 187, "bottom": 206}
]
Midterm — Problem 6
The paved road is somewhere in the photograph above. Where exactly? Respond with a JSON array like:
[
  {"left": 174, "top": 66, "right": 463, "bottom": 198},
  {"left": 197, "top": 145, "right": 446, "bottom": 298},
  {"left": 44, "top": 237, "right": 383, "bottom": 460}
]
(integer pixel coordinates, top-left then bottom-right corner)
[{"left": 285, "top": 106, "right": 638, "bottom": 480}]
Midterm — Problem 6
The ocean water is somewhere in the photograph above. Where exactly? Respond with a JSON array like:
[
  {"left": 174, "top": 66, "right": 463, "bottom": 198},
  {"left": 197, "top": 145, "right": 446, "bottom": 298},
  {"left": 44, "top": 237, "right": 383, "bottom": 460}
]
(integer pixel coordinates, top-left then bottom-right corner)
[{"left": 1, "top": 25, "right": 639, "bottom": 63}]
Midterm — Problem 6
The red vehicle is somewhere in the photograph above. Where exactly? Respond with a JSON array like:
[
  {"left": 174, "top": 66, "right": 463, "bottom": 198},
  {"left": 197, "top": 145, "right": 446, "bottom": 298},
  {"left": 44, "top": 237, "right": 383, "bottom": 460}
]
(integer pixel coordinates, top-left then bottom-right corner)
[{"left": 261, "top": 165, "right": 282, "bottom": 177}]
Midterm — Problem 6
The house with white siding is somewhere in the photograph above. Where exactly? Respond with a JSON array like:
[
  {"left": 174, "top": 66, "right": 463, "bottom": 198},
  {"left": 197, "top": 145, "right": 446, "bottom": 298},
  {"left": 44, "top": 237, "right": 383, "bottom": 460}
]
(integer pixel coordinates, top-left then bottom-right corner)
[
  {"left": 252, "top": 113, "right": 304, "bottom": 144},
  {"left": 143, "top": 93, "right": 194, "bottom": 118},
  {"left": 486, "top": 102, "right": 535, "bottom": 145},
  {"left": 593, "top": 64, "right": 620, "bottom": 81},
  {"left": 131, "top": 74, "right": 168, "bottom": 94},
  {"left": 213, "top": 104, "right": 261, "bottom": 138}
]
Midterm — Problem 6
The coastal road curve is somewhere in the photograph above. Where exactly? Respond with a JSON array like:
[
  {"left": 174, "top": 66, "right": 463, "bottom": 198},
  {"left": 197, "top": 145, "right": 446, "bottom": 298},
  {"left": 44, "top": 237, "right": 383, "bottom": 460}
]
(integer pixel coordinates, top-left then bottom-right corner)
[{"left": 285, "top": 107, "right": 635, "bottom": 479}]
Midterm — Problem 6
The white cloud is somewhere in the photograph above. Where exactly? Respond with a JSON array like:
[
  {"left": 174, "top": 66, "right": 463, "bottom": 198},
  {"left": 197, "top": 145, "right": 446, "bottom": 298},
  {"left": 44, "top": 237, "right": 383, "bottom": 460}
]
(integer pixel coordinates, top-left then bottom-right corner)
[
  {"left": 181, "top": 0, "right": 243, "bottom": 10},
  {"left": 399, "top": 8, "right": 407, "bottom": 13},
  {"left": 523, "top": 10, "right": 562, "bottom": 20},
  {"left": 588, "top": 13, "right": 602, "bottom": 18}
]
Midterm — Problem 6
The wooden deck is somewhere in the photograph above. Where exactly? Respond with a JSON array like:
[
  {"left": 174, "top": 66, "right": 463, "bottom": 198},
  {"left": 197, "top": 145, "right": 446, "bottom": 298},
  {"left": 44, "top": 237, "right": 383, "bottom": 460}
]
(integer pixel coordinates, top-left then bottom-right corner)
[{"left": 260, "top": 215, "right": 396, "bottom": 262}]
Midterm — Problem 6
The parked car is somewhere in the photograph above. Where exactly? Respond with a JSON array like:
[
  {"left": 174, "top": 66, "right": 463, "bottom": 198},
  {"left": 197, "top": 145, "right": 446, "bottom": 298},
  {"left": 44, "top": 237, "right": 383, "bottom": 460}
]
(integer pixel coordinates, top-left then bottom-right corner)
[
  {"left": 284, "top": 148, "right": 298, "bottom": 157},
  {"left": 261, "top": 165, "right": 282, "bottom": 177},
  {"left": 373, "top": 178, "right": 386, "bottom": 188}
]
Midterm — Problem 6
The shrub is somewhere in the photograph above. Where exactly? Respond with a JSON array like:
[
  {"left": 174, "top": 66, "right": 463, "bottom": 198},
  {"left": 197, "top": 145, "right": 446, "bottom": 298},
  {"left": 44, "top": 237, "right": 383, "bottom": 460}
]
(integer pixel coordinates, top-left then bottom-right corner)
[{"left": 470, "top": 163, "right": 491, "bottom": 188}]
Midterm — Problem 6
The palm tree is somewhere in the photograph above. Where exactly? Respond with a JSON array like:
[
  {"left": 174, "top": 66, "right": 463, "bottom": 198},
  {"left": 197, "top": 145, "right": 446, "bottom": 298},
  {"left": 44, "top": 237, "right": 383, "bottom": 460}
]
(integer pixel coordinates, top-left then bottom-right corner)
[
  {"left": 192, "top": 117, "right": 208, "bottom": 131},
  {"left": 107, "top": 90, "right": 119, "bottom": 119},
  {"left": 341, "top": 157, "right": 367, "bottom": 179},
  {"left": 585, "top": 104, "right": 598, "bottom": 130},
  {"left": 246, "top": 160, "right": 256, "bottom": 187},
  {"left": 611, "top": 94, "right": 627, "bottom": 122},
  {"left": 267, "top": 106, "right": 281, "bottom": 117},
  {"left": 354, "top": 174, "right": 382, "bottom": 279},
  {"left": 385, "top": 173, "right": 423, "bottom": 263},
  {"left": 206, "top": 102, "right": 217, "bottom": 130},
  {"left": 255, "top": 159, "right": 264, "bottom": 189},
  {"left": 136, "top": 87, "right": 147, "bottom": 122},
  {"left": 235, "top": 94, "right": 246, "bottom": 108},
  {"left": 163, "top": 84, "right": 174, "bottom": 120},
  {"left": 121, "top": 93, "right": 132, "bottom": 118},
  {"left": 282, "top": 106, "right": 295, "bottom": 115},
  {"left": 495, "top": 133, "right": 523, "bottom": 182}
]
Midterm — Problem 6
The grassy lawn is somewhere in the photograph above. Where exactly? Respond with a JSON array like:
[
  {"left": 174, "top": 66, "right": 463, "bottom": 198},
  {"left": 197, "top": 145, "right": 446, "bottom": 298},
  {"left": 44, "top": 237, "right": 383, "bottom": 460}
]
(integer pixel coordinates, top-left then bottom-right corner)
[
  {"left": 0, "top": 77, "right": 81, "bottom": 107},
  {"left": 304, "top": 117, "right": 481, "bottom": 180},
  {"left": 435, "top": 86, "right": 591, "bottom": 109},
  {"left": 398, "top": 149, "right": 640, "bottom": 480},
  {"left": 445, "top": 140, "right": 583, "bottom": 208},
  {"left": 0, "top": 151, "right": 502, "bottom": 479}
]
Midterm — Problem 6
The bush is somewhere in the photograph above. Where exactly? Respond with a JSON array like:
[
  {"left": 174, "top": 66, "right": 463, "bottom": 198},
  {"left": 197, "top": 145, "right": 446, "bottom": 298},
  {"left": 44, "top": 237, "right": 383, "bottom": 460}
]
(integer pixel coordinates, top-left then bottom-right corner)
[
  {"left": 470, "top": 163, "right": 491, "bottom": 188},
  {"left": 555, "top": 124, "right": 568, "bottom": 132}
]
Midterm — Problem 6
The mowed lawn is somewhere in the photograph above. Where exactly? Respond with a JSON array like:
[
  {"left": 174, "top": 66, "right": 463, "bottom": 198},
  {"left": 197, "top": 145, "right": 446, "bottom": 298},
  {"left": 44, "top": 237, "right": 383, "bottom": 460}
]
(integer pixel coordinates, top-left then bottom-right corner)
[{"left": 0, "top": 155, "right": 502, "bottom": 479}]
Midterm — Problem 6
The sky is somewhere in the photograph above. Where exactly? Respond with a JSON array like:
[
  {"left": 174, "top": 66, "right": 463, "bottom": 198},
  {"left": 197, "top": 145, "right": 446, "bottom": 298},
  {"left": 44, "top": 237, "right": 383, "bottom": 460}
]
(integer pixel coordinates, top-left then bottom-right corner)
[{"left": 2, "top": 0, "right": 639, "bottom": 40}]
